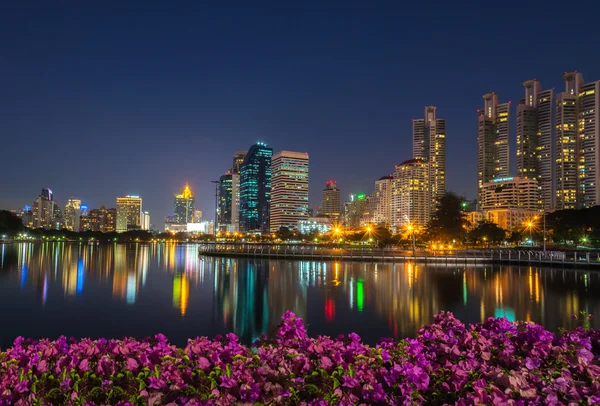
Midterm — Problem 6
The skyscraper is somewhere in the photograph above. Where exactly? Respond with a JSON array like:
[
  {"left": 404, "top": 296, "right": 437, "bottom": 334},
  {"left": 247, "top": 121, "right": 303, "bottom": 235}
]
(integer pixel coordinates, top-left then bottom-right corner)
[
  {"left": 516, "top": 80, "right": 555, "bottom": 211},
  {"left": 556, "top": 71, "right": 583, "bottom": 210},
  {"left": 391, "top": 159, "right": 430, "bottom": 230},
  {"left": 477, "top": 93, "right": 510, "bottom": 202},
  {"left": 174, "top": 184, "right": 195, "bottom": 225},
  {"left": 217, "top": 171, "right": 233, "bottom": 229},
  {"left": 269, "top": 151, "right": 309, "bottom": 232},
  {"left": 412, "top": 106, "right": 446, "bottom": 209},
  {"left": 239, "top": 142, "right": 273, "bottom": 233},
  {"left": 32, "top": 188, "right": 55, "bottom": 229},
  {"left": 320, "top": 181, "right": 341, "bottom": 220},
  {"left": 142, "top": 212, "right": 151, "bottom": 230},
  {"left": 232, "top": 151, "right": 247, "bottom": 175},
  {"left": 343, "top": 193, "right": 368, "bottom": 229},
  {"left": 64, "top": 198, "right": 82, "bottom": 231},
  {"left": 116, "top": 195, "right": 142, "bottom": 232},
  {"left": 579, "top": 79, "right": 600, "bottom": 208}
]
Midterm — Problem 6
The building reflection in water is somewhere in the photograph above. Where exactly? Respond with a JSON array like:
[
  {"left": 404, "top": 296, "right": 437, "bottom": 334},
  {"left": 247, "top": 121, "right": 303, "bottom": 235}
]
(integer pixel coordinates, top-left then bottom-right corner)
[{"left": 2, "top": 242, "right": 600, "bottom": 344}]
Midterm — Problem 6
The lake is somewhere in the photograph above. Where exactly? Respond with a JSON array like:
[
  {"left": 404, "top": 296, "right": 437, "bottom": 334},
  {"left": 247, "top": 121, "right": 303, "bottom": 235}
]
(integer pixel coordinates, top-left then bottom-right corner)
[{"left": 0, "top": 242, "right": 598, "bottom": 348}]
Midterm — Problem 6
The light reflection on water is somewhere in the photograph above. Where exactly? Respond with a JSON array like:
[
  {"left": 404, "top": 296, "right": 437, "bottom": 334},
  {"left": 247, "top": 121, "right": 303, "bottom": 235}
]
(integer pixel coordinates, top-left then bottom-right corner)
[{"left": 0, "top": 242, "right": 598, "bottom": 348}]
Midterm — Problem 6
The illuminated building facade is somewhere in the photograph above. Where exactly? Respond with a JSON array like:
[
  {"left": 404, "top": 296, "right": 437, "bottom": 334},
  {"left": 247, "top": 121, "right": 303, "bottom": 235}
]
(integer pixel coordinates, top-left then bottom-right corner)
[
  {"left": 412, "top": 106, "right": 446, "bottom": 211},
  {"left": 298, "top": 217, "right": 331, "bottom": 235},
  {"left": 232, "top": 150, "right": 246, "bottom": 175},
  {"left": 477, "top": 93, "right": 510, "bottom": 202},
  {"left": 579, "top": 80, "right": 600, "bottom": 208},
  {"left": 81, "top": 206, "right": 116, "bottom": 232},
  {"left": 269, "top": 151, "right": 309, "bottom": 232},
  {"left": 142, "top": 212, "right": 150, "bottom": 231},
  {"left": 116, "top": 196, "right": 143, "bottom": 232},
  {"left": 391, "top": 158, "right": 430, "bottom": 230},
  {"left": 480, "top": 177, "right": 541, "bottom": 231},
  {"left": 320, "top": 181, "right": 340, "bottom": 220},
  {"left": 64, "top": 198, "right": 82, "bottom": 231},
  {"left": 174, "top": 184, "right": 195, "bottom": 225},
  {"left": 217, "top": 172, "right": 233, "bottom": 229},
  {"left": 516, "top": 80, "right": 555, "bottom": 211},
  {"left": 372, "top": 175, "right": 393, "bottom": 226},
  {"left": 32, "top": 188, "right": 56, "bottom": 229},
  {"left": 343, "top": 193, "right": 368, "bottom": 229},
  {"left": 239, "top": 142, "right": 272, "bottom": 233}
]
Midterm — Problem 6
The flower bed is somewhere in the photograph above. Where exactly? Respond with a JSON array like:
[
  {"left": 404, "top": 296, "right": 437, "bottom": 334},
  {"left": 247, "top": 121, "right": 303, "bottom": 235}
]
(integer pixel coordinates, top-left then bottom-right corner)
[{"left": 1, "top": 312, "right": 599, "bottom": 405}]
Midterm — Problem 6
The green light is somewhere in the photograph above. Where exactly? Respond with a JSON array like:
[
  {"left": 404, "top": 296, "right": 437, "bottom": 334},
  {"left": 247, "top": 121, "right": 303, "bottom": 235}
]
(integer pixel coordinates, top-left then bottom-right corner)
[
  {"left": 492, "top": 177, "right": 514, "bottom": 183},
  {"left": 357, "top": 193, "right": 366, "bottom": 200},
  {"left": 357, "top": 278, "right": 364, "bottom": 312}
]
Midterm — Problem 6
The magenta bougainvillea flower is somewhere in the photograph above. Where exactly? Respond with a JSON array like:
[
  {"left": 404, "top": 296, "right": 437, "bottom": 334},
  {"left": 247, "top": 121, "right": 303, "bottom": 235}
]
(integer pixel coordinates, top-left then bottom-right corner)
[{"left": 1, "top": 311, "right": 599, "bottom": 405}]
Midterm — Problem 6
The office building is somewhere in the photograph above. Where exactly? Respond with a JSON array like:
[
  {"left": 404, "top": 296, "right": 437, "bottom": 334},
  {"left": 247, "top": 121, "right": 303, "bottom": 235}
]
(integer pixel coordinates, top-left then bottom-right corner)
[
  {"left": 217, "top": 171, "right": 234, "bottom": 230},
  {"left": 232, "top": 150, "right": 246, "bottom": 174},
  {"left": 320, "top": 181, "right": 341, "bottom": 220},
  {"left": 239, "top": 142, "right": 273, "bottom": 233},
  {"left": 269, "top": 151, "right": 309, "bottom": 232},
  {"left": 391, "top": 159, "right": 430, "bottom": 230},
  {"left": 174, "top": 184, "right": 195, "bottom": 225},
  {"left": 64, "top": 198, "right": 82, "bottom": 231},
  {"left": 32, "top": 188, "right": 55, "bottom": 229},
  {"left": 231, "top": 173, "right": 240, "bottom": 231},
  {"left": 116, "top": 195, "right": 143, "bottom": 232},
  {"left": 516, "top": 80, "right": 555, "bottom": 211},
  {"left": 412, "top": 106, "right": 446, "bottom": 209},
  {"left": 343, "top": 193, "right": 368, "bottom": 229},
  {"left": 479, "top": 177, "right": 541, "bottom": 231},
  {"left": 579, "top": 80, "right": 600, "bottom": 208},
  {"left": 477, "top": 93, "right": 510, "bottom": 202}
]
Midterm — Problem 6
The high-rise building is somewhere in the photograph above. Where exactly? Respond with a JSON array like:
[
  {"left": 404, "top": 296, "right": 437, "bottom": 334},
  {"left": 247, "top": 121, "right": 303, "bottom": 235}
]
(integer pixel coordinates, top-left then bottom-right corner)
[
  {"left": 555, "top": 72, "right": 582, "bottom": 210},
  {"left": 391, "top": 159, "right": 430, "bottom": 230},
  {"left": 116, "top": 196, "right": 143, "bottom": 232},
  {"left": 372, "top": 175, "right": 393, "bottom": 226},
  {"left": 193, "top": 210, "right": 203, "bottom": 223},
  {"left": 516, "top": 80, "right": 555, "bottom": 211},
  {"left": 141, "top": 212, "right": 150, "bottom": 230},
  {"left": 477, "top": 93, "right": 510, "bottom": 202},
  {"left": 269, "top": 151, "right": 309, "bottom": 232},
  {"left": 239, "top": 142, "right": 273, "bottom": 233},
  {"left": 320, "top": 181, "right": 341, "bottom": 220},
  {"left": 174, "top": 184, "right": 195, "bottom": 225},
  {"left": 479, "top": 177, "right": 541, "bottom": 231},
  {"left": 579, "top": 79, "right": 600, "bottom": 208},
  {"left": 343, "top": 193, "right": 368, "bottom": 229},
  {"left": 64, "top": 198, "right": 82, "bottom": 231},
  {"left": 81, "top": 206, "right": 117, "bottom": 232},
  {"left": 232, "top": 151, "right": 247, "bottom": 175},
  {"left": 32, "top": 188, "right": 55, "bottom": 229},
  {"left": 231, "top": 173, "right": 240, "bottom": 231},
  {"left": 412, "top": 106, "right": 446, "bottom": 209},
  {"left": 217, "top": 172, "right": 233, "bottom": 229}
]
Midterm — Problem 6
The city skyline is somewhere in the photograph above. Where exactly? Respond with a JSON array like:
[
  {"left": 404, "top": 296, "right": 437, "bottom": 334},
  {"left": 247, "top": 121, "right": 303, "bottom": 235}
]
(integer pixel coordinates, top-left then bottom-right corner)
[{"left": 2, "top": 3, "right": 600, "bottom": 220}]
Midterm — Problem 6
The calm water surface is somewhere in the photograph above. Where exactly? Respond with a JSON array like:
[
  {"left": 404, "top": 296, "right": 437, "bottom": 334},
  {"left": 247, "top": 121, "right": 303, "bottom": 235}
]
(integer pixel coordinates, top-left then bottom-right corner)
[{"left": 1, "top": 242, "right": 599, "bottom": 348}]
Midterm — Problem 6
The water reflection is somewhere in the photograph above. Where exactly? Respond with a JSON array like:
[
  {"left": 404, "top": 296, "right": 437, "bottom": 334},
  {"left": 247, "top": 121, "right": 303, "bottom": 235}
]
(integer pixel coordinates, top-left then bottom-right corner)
[{"left": 0, "top": 242, "right": 599, "bottom": 348}]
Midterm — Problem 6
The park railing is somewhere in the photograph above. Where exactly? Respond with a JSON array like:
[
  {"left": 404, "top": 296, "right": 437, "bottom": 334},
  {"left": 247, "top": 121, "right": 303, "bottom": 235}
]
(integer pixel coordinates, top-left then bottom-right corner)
[{"left": 198, "top": 243, "right": 600, "bottom": 268}]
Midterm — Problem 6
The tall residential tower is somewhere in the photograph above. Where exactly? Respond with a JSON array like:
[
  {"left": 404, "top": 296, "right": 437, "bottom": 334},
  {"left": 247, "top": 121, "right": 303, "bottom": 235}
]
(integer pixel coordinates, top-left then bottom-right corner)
[
  {"left": 269, "top": 151, "right": 309, "bottom": 232},
  {"left": 477, "top": 93, "right": 510, "bottom": 202},
  {"left": 412, "top": 106, "right": 446, "bottom": 211}
]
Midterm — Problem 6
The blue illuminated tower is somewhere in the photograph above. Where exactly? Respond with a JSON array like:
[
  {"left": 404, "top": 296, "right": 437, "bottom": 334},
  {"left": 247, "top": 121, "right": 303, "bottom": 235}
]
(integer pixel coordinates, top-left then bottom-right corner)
[{"left": 239, "top": 142, "right": 273, "bottom": 233}]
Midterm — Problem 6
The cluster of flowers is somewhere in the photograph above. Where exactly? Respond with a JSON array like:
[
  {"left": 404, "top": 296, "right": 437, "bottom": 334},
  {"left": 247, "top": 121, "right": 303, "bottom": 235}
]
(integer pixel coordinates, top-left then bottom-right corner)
[{"left": 1, "top": 311, "right": 599, "bottom": 405}]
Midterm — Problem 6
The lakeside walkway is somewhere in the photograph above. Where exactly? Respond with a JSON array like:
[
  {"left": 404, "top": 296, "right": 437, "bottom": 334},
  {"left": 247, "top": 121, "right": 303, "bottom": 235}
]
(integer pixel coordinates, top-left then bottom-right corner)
[{"left": 198, "top": 242, "right": 600, "bottom": 269}]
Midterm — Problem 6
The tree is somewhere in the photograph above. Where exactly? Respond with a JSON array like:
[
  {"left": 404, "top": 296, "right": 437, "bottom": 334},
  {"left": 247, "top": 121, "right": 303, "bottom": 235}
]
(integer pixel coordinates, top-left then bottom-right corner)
[
  {"left": 425, "top": 192, "right": 467, "bottom": 243},
  {"left": 469, "top": 221, "right": 506, "bottom": 246},
  {"left": 0, "top": 210, "right": 24, "bottom": 236}
]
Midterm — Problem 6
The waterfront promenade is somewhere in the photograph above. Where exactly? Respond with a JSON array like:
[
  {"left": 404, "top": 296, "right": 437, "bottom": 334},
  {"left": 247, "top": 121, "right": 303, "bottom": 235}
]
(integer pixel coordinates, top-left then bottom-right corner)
[{"left": 199, "top": 242, "right": 600, "bottom": 269}]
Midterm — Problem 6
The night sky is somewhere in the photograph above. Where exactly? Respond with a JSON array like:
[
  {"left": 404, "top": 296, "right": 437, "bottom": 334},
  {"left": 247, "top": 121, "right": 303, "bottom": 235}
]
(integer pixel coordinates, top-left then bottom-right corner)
[{"left": 2, "top": 1, "right": 600, "bottom": 225}]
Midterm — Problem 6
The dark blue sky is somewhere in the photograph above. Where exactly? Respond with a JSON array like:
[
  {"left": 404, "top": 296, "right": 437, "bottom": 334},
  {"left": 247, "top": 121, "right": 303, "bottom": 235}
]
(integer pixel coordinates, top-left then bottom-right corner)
[{"left": 2, "top": 1, "right": 600, "bottom": 224}]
